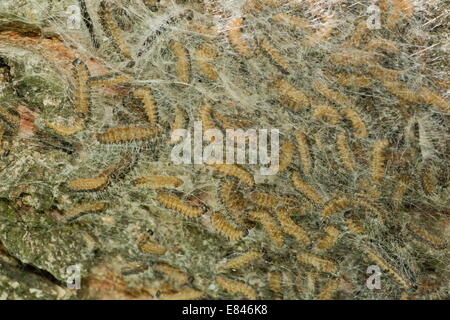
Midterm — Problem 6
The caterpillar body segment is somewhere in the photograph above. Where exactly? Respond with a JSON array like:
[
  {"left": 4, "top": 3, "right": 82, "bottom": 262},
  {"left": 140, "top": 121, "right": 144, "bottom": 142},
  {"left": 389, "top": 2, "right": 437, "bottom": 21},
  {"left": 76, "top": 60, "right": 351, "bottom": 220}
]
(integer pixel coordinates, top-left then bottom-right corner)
[
  {"left": 154, "top": 263, "right": 189, "bottom": 284},
  {"left": 278, "top": 140, "right": 296, "bottom": 172},
  {"left": 345, "top": 218, "right": 366, "bottom": 234},
  {"left": 72, "top": 58, "right": 90, "bottom": 117},
  {"left": 275, "top": 208, "right": 311, "bottom": 246},
  {"left": 313, "top": 104, "right": 342, "bottom": 126},
  {"left": 159, "top": 289, "right": 204, "bottom": 300},
  {"left": 257, "top": 35, "right": 290, "bottom": 74},
  {"left": 248, "top": 210, "right": 284, "bottom": 248},
  {"left": 250, "top": 191, "right": 299, "bottom": 211},
  {"left": 312, "top": 81, "right": 355, "bottom": 108},
  {"left": 420, "top": 86, "right": 449, "bottom": 114},
  {"left": 68, "top": 175, "right": 110, "bottom": 192},
  {"left": 227, "top": 17, "right": 253, "bottom": 58},
  {"left": 296, "top": 252, "right": 338, "bottom": 274},
  {"left": 323, "top": 197, "right": 352, "bottom": 218},
  {"left": 340, "top": 108, "right": 368, "bottom": 139},
  {"left": 294, "top": 130, "right": 313, "bottom": 175},
  {"left": 210, "top": 164, "right": 254, "bottom": 186},
  {"left": 65, "top": 202, "right": 107, "bottom": 220},
  {"left": 329, "top": 50, "right": 378, "bottom": 66},
  {"left": 292, "top": 172, "right": 324, "bottom": 205},
  {"left": 195, "top": 43, "right": 219, "bottom": 80},
  {"left": 407, "top": 224, "right": 447, "bottom": 249},
  {"left": 97, "top": 127, "right": 160, "bottom": 143},
  {"left": 211, "top": 213, "right": 246, "bottom": 241},
  {"left": 87, "top": 73, "right": 132, "bottom": 87},
  {"left": 220, "top": 179, "right": 249, "bottom": 227},
  {"left": 268, "top": 271, "right": 283, "bottom": 294},
  {"left": 133, "top": 88, "right": 158, "bottom": 126},
  {"left": 157, "top": 192, "right": 206, "bottom": 218},
  {"left": 336, "top": 131, "right": 356, "bottom": 172},
  {"left": 216, "top": 276, "right": 257, "bottom": 300},
  {"left": 271, "top": 13, "right": 312, "bottom": 31},
  {"left": 170, "top": 41, "right": 192, "bottom": 84},
  {"left": 274, "top": 78, "right": 310, "bottom": 111},
  {"left": 133, "top": 175, "right": 183, "bottom": 188},
  {"left": 316, "top": 226, "right": 340, "bottom": 251},
  {"left": 317, "top": 278, "right": 340, "bottom": 300},
  {"left": 139, "top": 241, "right": 167, "bottom": 255},
  {"left": 368, "top": 65, "right": 404, "bottom": 82},
  {"left": 336, "top": 73, "right": 372, "bottom": 88},
  {"left": 45, "top": 119, "right": 85, "bottom": 136},
  {"left": 371, "top": 139, "right": 390, "bottom": 185},
  {"left": 222, "top": 251, "right": 263, "bottom": 270}
]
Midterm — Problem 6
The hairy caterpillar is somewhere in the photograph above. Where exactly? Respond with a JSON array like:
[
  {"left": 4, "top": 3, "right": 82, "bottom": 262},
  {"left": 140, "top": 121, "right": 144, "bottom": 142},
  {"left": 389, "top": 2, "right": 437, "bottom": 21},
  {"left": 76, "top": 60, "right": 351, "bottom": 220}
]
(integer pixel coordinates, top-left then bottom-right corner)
[
  {"left": 87, "top": 73, "right": 132, "bottom": 87},
  {"left": 248, "top": 210, "right": 284, "bottom": 248},
  {"left": 420, "top": 86, "right": 450, "bottom": 114},
  {"left": 133, "top": 175, "right": 183, "bottom": 188},
  {"left": 133, "top": 88, "right": 158, "bottom": 126},
  {"left": 139, "top": 241, "right": 167, "bottom": 255},
  {"left": 45, "top": 119, "right": 85, "bottom": 136},
  {"left": 305, "top": 16, "right": 336, "bottom": 46},
  {"left": 344, "top": 21, "right": 368, "bottom": 48},
  {"left": 170, "top": 41, "right": 192, "bottom": 84},
  {"left": 188, "top": 22, "right": 219, "bottom": 39},
  {"left": 363, "top": 247, "right": 411, "bottom": 289},
  {"left": 386, "top": 0, "right": 414, "bottom": 29},
  {"left": 371, "top": 139, "right": 389, "bottom": 185},
  {"left": 316, "top": 226, "right": 340, "bottom": 251},
  {"left": 407, "top": 224, "right": 447, "bottom": 249},
  {"left": 294, "top": 130, "right": 313, "bottom": 175},
  {"left": 368, "top": 65, "right": 404, "bottom": 82},
  {"left": 200, "top": 103, "right": 218, "bottom": 132},
  {"left": 216, "top": 275, "right": 257, "bottom": 300},
  {"left": 250, "top": 191, "right": 299, "bottom": 211},
  {"left": 340, "top": 108, "right": 368, "bottom": 139},
  {"left": 317, "top": 278, "right": 340, "bottom": 300},
  {"left": 227, "top": 17, "right": 253, "bottom": 58},
  {"left": 305, "top": 271, "right": 318, "bottom": 297},
  {"left": 222, "top": 251, "right": 263, "bottom": 270},
  {"left": 271, "top": 13, "right": 312, "bottom": 31},
  {"left": 98, "top": 1, "right": 133, "bottom": 60},
  {"left": 383, "top": 81, "right": 417, "bottom": 103},
  {"left": 171, "top": 107, "right": 187, "bottom": 144},
  {"left": 0, "top": 106, "right": 20, "bottom": 128},
  {"left": 336, "top": 73, "right": 372, "bottom": 88},
  {"left": 211, "top": 213, "right": 246, "bottom": 241},
  {"left": 278, "top": 140, "right": 296, "bottom": 172},
  {"left": 214, "top": 112, "right": 253, "bottom": 131},
  {"left": 159, "top": 289, "right": 204, "bottom": 300},
  {"left": 77, "top": 0, "right": 99, "bottom": 48},
  {"left": 195, "top": 43, "right": 218, "bottom": 80},
  {"left": 367, "top": 38, "right": 400, "bottom": 54},
  {"left": 68, "top": 175, "right": 110, "bottom": 192},
  {"left": 336, "top": 131, "right": 356, "bottom": 172},
  {"left": 296, "top": 252, "right": 337, "bottom": 274},
  {"left": 420, "top": 161, "right": 437, "bottom": 195},
  {"left": 275, "top": 208, "right": 311, "bottom": 246},
  {"left": 273, "top": 78, "right": 310, "bottom": 111},
  {"left": 353, "top": 198, "right": 384, "bottom": 219},
  {"left": 292, "top": 172, "right": 324, "bottom": 205},
  {"left": 72, "top": 58, "right": 90, "bottom": 117},
  {"left": 154, "top": 262, "right": 190, "bottom": 284},
  {"left": 323, "top": 197, "right": 352, "bottom": 218},
  {"left": 221, "top": 179, "right": 250, "bottom": 227},
  {"left": 97, "top": 126, "right": 160, "bottom": 143},
  {"left": 392, "top": 176, "right": 410, "bottom": 208},
  {"left": 210, "top": 164, "right": 255, "bottom": 186},
  {"left": 65, "top": 201, "right": 107, "bottom": 220},
  {"left": 313, "top": 104, "right": 342, "bottom": 126},
  {"left": 157, "top": 192, "right": 206, "bottom": 218},
  {"left": 312, "top": 81, "right": 355, "bottom": 108},
  {"left": 268, "top": 271, "right": 283, "bottom": 294},
  {"left": 329, "top": 50, "right": 377, "bottom": 66},
  {"left": 257, "top": 35, "right": 290, "bottom": 74},
  {"left": 345, "top": 218, "right": 366, "bottom": 234}
]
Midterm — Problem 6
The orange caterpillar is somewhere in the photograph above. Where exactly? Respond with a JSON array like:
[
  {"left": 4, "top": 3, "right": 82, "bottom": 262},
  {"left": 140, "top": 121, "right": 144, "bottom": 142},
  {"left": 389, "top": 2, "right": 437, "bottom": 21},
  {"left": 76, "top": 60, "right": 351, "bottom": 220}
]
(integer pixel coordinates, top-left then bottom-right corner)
[
  {"left": 294, "top": 130, "right": 313, "bottom": 175},
  {"left": 97, "top": 126, "right": 160, "bottom": 143},
  {"left": 336, "top": 73, "right": 372, "bottom": 88},
  {"left": 386, "top": 0, "right": 414, "bottom": 29},
  {"left": 133, "top": 88, "right": 158, "bottom": 126},
  {"left": 188, "top": 22, "right": 219, "bottom": 39},
  {"left": 317, "top": 278, "right": 340, "bottom": 300},
  {"left": 296, "top": 252, "right": 337, "bottom": 274},
  {"left": 68, "top": 175, "right": 110, "bottom": 192},
  {"left": 139, "top": 240, "right": 167, "bottom": 255},
  {"left": 65, "top": 202, "right": 107, "bottom": 220},
  {"left": 216, "top": 275, "right": 257, "bottom": 300},
  {"left": 313, "top": 104, "right": 342, "bottom": 126},
  {"left": 367, "top": 38, "right": 400, "bottom": 54},
  {"left": 336, "top": 131, "right": 356, "bottom": 172},
  {"left": 248, "top": 210, "right": 284, "bottom": 248},
  {"left": 133, "top": 175, "right": 183, "bottom": 188},
  {"left": 340, "top": 108, "right": 368, "bottom": 139},
  {"left": 227, "top": 17, "right": 253, "bottom": 58},
  {"left": 157, "top": 192, "right": 206, "bottom": 218},
  {"left": 407, "top": 223, "right": 447, "bottom": 249},
  {"left": 383, "top": 81, "right": 417, "bottom": 103},
  {"left": 323, "top": 197, "right": 352, "bottom": 218},
  {"left": 195, "top": 43, "right": 218, "bottom": 80},
  {"left": 363, "top": 247, "right": 411, "bottom": 289},
  {"left": 222, "top": 251, "right": 263, "bottom": 270},
  {"left": 159, "top": 289, "right": 204, "bottom": 300},
  {"left": 316, "top": 226, "right": 340, "bottom": 251},
  {"left": 292, "top": 172, "right": 324, "bottom": 205},
  {"left": 329, "top": 50, "right": 377, "bottom": 66},
  {"left": 154, "top": 263, "right": 190, "bottom": 284},
  {"left": 211, "top": 213, "right": 246, "bottom": 241},
  {"left": 420, "top": 161, "right": 437, "bottom": 195},
  {"left": 200, "top": 103, "right": 218, "bottom": 132},
  {"left": 392, "top": 176, "right": 410, "bottom": 208},
  {"left": 420, "top": 86, "right": 449, "bottom": 114},
  {"left": 221, "top": 179, "right": 248, "bottom": 226},
  {"left": 87, "top": 73, "right": 132, "bottom": 87},
  {"left": 250, "top": 191, "right": 299, "bottom": 211},
  {"left": 257, "top": 35, "right": 290, "bottom": 74},
  {"left": 72, "top": 59, "right": 90, "bottom": 117},
  {"left": 275, "top": 208, "right": 311, "bottom": 246},
  {"left": 170, "top": 41, "right": 191, "bottom": 84},
  {"left": 368, "top": 65, "right": 404, "bottom": 82},
  {"left": 344, "top": 21, "right": 369, "bottom": 48},
  {"left": 210, "top": 164, "right": 254, "bottom": 186},
  {"left": 305, "top": 15, "right": 336, "bottom": 47},
  {"left": 371, "top": 139, "right": 390, "bottom": 185},
  {"left": 268, "top": 271, "right": 283, "bottom": 294},
  {"left": 271, "top": 13, "right": 313, "bottom": 31},
  {"left": 273, "top": 78, "right": 310, "bottom": 111},
  {"left": 278, "top": 140, "right": 296, "bottom": 172},
  {"left": 346, "top": 218, "right": 366, "bottom": 234},
  {"left": 312, "top": 81, "right": 355, "bottom": 108},
  {"left": 45, "top": 119, "right": 85, "bottom": 136}
]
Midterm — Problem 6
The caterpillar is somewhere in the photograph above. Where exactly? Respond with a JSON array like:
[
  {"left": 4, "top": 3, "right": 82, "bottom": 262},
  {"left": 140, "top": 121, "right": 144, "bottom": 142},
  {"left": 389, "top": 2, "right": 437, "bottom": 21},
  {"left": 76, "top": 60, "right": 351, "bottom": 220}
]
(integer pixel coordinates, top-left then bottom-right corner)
[
  {"left": 188, "top": 22, "right": 219, "bottom": 39},
  {"left": 222, "top": 251, "right": 263, "bottom": 270},
  {"left": 227, "top": 17, "right": 253, "bottom": 58},
  {"left": 72, "top": 58, "right": 90, "bottom": 117},
  {"left": 353, "top": 198, "right": 384, "bottom": 219},
  {"left": 313, "top": 104, "right": 342, "bottom": 126},
  {"left": 68, "top": 175, "right": 110, "bottom": 192},
  {"left": 271, "top": 13, "right": 312, "bottom": 31},
  {"left": 292, "top": 172, "right": 324, "bottom": 205},
  {"left": 273, "top": 78, "right": 310, "bottom": 111},
  {"left": 211, "top": 213, "right": 246, "bottom": 241},
  {"left": 195, "top": 43, "right": 218, "bottom": 80},
  {"left": 370, "top": 139, "right": 389, "bottom": 185},
  {"left": 154, "top": 262, "right": 190, "bottom": 284},
  {"left": 305, "top": 16, "right": 336, "bottom": 46},
  {"left": 278, "top": 140, "right": 296, "bottom": 172},
  {"left": 157, "top": 192, "right": 206, "bottom": 218},
  {"left": 200, "top": 103, "right": 218, "bottom": 132},
  {"left": 345, "top": 218, "right": 366, "bottom": 234},
  {"left": 323, "top": 197, "right": 352, "bottom": 218},
  {"left": 99, "top": 155, "right": 135, "bottom": 181},
  {"left": 386, "top": 0, "right": 414, "bottom": 29},
  {"left": 133, "top": 175, "right": 183, "bottom": 188},
  {"left": 87, "top": 73, "right": 132, "bottom": 87},
  {"left": 368, "top": 65, "right": 404, "bottom": 82},
  {"left": 45, "top": 118, "right": 85, "bottom": 136},
  {"left": 216, "top": 275, "right": 257, "bottom": 300},
  {"left": 336, "top": 131, "right": 356, "bottom": 172},
  {"left": 214, "top": 111, "right": 253, "bottom": 130},
  {"left": 268, "top": 271, "right": 283, "bottom": 294},
  {"left": 317, "top": 278, "right": 340, "bottom": 300},
  {"left": 392, "top": 176, "right": 410, "bottom": 208},
  {"left": 65, "top": 201, "right": 107, "bottom": 220},
  {"left": 221, "top": 179, "right": 249, "bottom": 227},
  {"left": 420, "top": 161, "right": 437, "bottom": 195},
  {"left": 420, "top": 86, "right": 450, "bottom": 114},
  {"left": 249, "top": 191, "right": 299, "bottom": 211},
  {"left": 77, "top": 0, "right": 99, "bottom": 48},
  {"left": 248, "top": 210, "right": 284, "bottom": 248},
  {"left": 294, "top": 130, "right": 313, "bottom": 175},
  {"left": 97, "top": 126, "right": 160, "bottom": 143},
  {"left": 383, "top": 81, "right": 418, "bottom": 103},
  {"left": 329, "top": 50, "right": 377, "bottom": 66},
  {"left": 316, "top": 226, "right": 340, "bottom": 251},
  {"left": 407, "top": 223, "right": 447, "bottom": 249},
  {"left": 336, "top": 73, "right": 372, "bottom": 88},
  {"left": 170, "top": 41, "right": 191, "bottom": 84},
  {"left": 340, "top": 108, "right": 368, "bottom": 139},
  {"left": 275, "top": 208, "right": 311, "bottom": 246},
  {"left": 367, "top": 38, "right": 400, "bottom": 54},
  {"left": 363, "top": 247, "right": 411, "bottom": 289},
  {"left": 159, "top": 289, "right": 204, "bottom": 300},
  {"left": 139, "top": 240, "right": 167, "bottom": 255},
  {"left": 345, "top": 21, "right": 368, "bottom": 48},
  {"left": 312, "top": 81, "right": 355, "bottom": 108},
  {"left": 98, "top": 1, "right": 133, "bottom": 60},
  {"left": 305, "top": 271, "right": 318, "bottom": 297},
  {"left": 133, "top": 88, "right": 158, "bottom": 126},
  {"left": 171, "top": 107, "right": 187, "bottom": 144},
  {"left": 209, "top": 164, "right": 255, "bottom": 186},
  {"left": 0, "top": 106, "right": 20, "bottom": 128},
  {"left": 296, "top": 252, "right": 337, "bottom": 274},
  {"left": 257, "top": 35, "right": 290, "bottom": 75}
]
